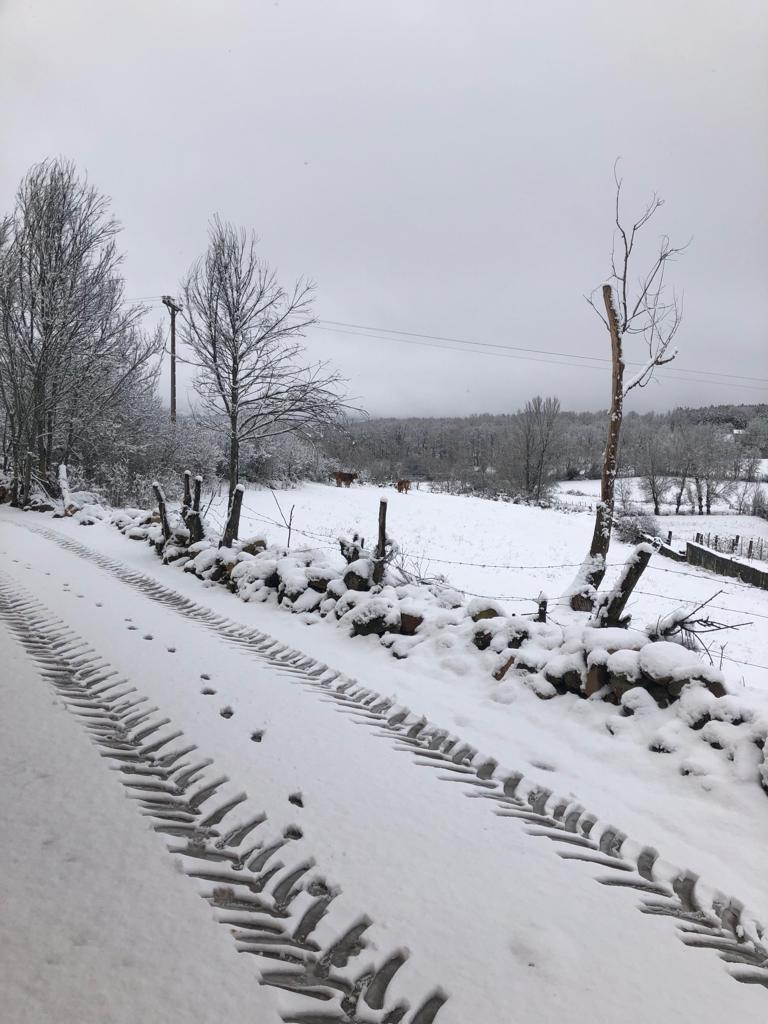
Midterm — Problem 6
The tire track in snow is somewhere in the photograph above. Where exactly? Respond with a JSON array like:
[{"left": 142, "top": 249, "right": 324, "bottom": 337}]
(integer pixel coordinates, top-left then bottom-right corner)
[
  {"left": 0, "top": 568, "right": 448, "bottom": 1024},
  {"left": 11, "top": 521, "right": 768, "bottom": 992}
]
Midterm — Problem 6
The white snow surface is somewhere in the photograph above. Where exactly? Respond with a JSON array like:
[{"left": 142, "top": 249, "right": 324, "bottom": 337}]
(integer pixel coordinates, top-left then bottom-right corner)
[
  {"left": 2, "top": 491, "right": 768, "bottom": 1022},
  {"left": 0, "top": 617, "right": 281, "bottom": 1024}
]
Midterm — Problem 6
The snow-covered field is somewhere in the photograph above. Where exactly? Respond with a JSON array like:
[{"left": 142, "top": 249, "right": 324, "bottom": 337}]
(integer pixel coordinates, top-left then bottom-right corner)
[
  {"left": 205, "top": 481, "right": 768, "bottom": 691},
  {"left": 2, "top": 488, "right": 768, "bottom": 1023},
  {"left": 554, "top": 478, "right": 768, "bottom": 554}
]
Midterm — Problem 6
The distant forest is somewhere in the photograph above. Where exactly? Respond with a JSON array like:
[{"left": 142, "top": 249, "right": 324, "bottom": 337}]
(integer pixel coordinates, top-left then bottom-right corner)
[{"left": 322, "top": 403, "right": 768, "bottom": 514}]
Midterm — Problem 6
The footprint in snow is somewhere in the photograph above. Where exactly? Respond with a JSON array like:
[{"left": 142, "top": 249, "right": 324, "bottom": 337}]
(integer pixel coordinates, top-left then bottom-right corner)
[
  {"left": 201, "top": 687, "right": 216, "bottom": 696},
  {"left": 200, "top": 673, "right": 211, "bottom": 680},
  {"left": 167, "top": 647, "right": 176, "bottom": 653},
  {"left": 142, "top": 634, "right": 153, "bottom": 640},
  {"left": 288, "top": 792, "right": 304, "bottom": 808},
  {"left": 250, "top": 730, "right": 264, "bottom": 743},
  {"left": 220, "top": 706, "right": 234, "bottom": 719},
  {"left": 127, "top": 625, "right": 138, "bottom": 631},
  {"left": 529, "top": 759, "right": 556, "bottom": 773},
  {"left": 284, "top": 825, "right": 303, "bottom": 840}
]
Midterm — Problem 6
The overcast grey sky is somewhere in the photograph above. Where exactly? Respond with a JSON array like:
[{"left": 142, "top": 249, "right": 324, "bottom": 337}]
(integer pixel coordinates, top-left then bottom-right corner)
[{"left": 1, "top": 0, "right": 766, "bottom": 417}]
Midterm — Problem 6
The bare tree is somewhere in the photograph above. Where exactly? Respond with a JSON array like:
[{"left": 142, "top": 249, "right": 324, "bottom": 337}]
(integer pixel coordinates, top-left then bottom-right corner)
[
  {"left": 637, "top": 428, "right": 672, "bottom": 515},
  {"left": 514, "top": 395, "right": 561, "bottom": 500},
  {"left": 181, "top": 217, "right": 349, "bottom": 508},
  {"left": 571, "top": 167, "right": 686, "bottom": 609},
  {"left": 688, "top": 424, "right": 733, "bottom": 515},
  {"left": 0, "top": 159, "right": 158, "bottom": 502}
]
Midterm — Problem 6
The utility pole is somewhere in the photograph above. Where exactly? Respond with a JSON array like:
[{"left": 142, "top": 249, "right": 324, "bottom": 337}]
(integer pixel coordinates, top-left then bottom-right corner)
[{"left": 161, "top": 295, "right": 183, "bottom": 422}]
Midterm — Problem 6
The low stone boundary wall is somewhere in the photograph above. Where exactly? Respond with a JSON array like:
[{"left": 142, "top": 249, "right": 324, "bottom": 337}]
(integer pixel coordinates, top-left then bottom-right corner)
[{"left": 686, "top": 541, "right": 768, "bottom": 590}]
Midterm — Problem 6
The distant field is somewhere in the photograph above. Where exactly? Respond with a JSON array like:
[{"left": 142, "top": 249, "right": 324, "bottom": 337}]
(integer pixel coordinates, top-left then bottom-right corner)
[{"left": 553, "top": 478, "right": 768, "bottom": 561}]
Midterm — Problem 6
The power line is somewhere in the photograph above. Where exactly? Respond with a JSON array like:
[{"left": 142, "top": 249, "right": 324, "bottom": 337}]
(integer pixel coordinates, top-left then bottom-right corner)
[
  {"left": 313, "top": 320, "right": 768, "bottom": 392},
  {"left": 316, "top": 318, "right": 768, "bottom": 385},
  {"left": 314, "top": 325, "right": 767, "bottom": 394}
]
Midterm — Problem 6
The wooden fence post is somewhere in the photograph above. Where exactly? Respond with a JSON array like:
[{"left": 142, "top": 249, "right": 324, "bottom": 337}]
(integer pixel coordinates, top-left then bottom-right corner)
[
  {"left": 667, "top": 530, "right": 673, "bottom": 546},
  {"left": 372, "top": 498, "right": 388, "bottom": 585},
  {"left": 536, "top": 593, "right": 548, "bottom": 623},
  {"left": 187, "top": 475, "right": 205, "bottom": 544},
  {"left": 221, "top": 484, "right": 244, "bottom": 547},
  {"left": 152, "top": 482, "right": 172, "bottom": 543},
  {"left": 182, "top": 470, "right": 192, "bottom": 518},
  {"left": 596, "top": 545, "right": 653, "bottom": 627}
]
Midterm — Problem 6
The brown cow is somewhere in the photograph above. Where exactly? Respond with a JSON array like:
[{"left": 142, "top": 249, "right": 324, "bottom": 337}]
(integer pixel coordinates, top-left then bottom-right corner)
[
  {"left": 332, "top": 471, "right": 358, "bottom": 488},
  {"left": 396, "top": 479, "right": 411, "bottom": 494}
]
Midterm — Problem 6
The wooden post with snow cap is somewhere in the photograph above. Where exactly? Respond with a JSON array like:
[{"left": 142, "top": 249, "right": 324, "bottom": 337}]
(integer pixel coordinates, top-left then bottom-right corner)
[
  {"left": 221, "top": 483, "right": 244, "bottom": 547},
  {"left": 536, "top": 592, "right": 548, "bottom": 623},
  {"left": 372, "top": 497, "right": 388, "bottom": 585},
  {"left": 152, "top": 481, "right": 172, "bottom": 543},
  {"left": 182, "top": 470, "right": 192, "bottom": 518},
  {"left": 595, "top": 543, "right": 654, "bottom": 628},
  {"left": 188, "top": 474, "right": 205, "bottom": 544}
]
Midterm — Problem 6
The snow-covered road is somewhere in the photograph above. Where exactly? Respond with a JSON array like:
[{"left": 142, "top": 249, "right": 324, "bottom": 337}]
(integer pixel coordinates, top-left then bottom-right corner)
[{"left": 1, "top": 515, "right": 766, "bottom": 1023}]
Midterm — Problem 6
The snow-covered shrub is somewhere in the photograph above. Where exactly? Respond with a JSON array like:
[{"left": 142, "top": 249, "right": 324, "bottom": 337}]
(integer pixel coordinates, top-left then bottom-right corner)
[{"left": 613, "top": 512, "right": 659, "bottom": 545}]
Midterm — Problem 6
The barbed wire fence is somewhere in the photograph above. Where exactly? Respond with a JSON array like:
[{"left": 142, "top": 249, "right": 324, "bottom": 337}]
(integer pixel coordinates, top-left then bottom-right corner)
[{"left": 182, "top": 487, "right": 768, "bottom": 674}]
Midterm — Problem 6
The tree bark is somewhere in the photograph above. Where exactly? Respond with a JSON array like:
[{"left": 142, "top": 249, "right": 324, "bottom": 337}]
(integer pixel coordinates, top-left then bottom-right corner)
[
  {"left": 22, "top": 449, "right": 32, "bottom": 505},
  {"left": 187, "top": 475, "right": 205, "bottom": 544},
  {"left": 571, "top": 285, "right": 623, "bottom": 609},
  {"left": 182, "top": 470, "right": 192, "bottom": 518},
  {"left": 221, "top": 484, "right": 244, "bottom": 547},
  {"left": 152, "top": 482, "right": 172, "bottom": 543},
  {"left": 372, "top": 498, "right": 388, "bottom": 585},
  {"left": 228, "top": 417, "right": 239, "bottom": 508},
  {"left": 594, "top": 545, "right": 653, "bottom": 627}
]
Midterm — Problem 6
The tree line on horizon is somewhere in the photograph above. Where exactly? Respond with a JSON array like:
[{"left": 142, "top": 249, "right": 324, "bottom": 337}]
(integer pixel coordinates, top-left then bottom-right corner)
[{"left": 323, "top": 401, "right": 768, "bottom": 517}]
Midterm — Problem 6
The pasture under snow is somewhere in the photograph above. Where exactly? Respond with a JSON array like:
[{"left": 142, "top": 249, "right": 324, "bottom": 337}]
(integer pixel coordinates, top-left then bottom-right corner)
[{"left": 206, "top": 480, "right": 768, "bottom": 691}]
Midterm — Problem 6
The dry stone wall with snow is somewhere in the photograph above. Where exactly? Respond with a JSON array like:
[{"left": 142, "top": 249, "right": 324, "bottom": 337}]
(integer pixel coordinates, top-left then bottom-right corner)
[{"left": 102, "top": 505, "right": 768, "bottom": 798}]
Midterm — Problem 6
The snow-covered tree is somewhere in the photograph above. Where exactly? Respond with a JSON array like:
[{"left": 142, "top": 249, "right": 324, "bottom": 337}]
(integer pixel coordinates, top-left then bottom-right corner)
[
  {"left": 571, "top": 167, "right": 686, "bottom": 609},
  {"left": 637, "top": 427, "right": 673, "bottom": 515},
  {"left": 512, "top": 395, "right": 561, "bottom": 500},
  {"left": 180, "top": 217, "right": 349, "bottom": 506},
  {"left": 0, "top": 159, "right": 160, "bottom": 502}
]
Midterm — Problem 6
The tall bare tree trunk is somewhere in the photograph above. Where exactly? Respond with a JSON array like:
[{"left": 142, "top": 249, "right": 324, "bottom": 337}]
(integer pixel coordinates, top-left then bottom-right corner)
[
  {"left": 571, "top": 285, "right": 623, "bottom": 609},
  {"left": 228, "top": 424, "right": 239, "bottom": 508}
]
